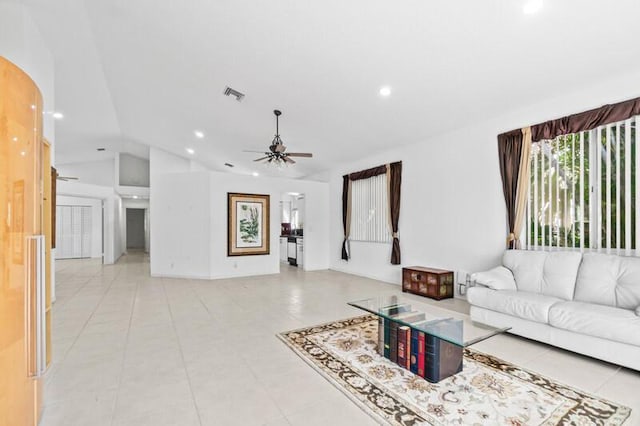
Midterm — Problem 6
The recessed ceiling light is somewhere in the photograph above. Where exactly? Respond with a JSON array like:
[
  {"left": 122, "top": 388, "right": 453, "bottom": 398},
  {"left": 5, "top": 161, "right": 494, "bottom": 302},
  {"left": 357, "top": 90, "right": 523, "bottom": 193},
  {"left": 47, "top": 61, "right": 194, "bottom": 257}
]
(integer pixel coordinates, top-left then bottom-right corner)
[
  {"left": 186, "top": 148, "right": 195, "bottom": 155},
  {"left": 12, "top": 137, "right": 18, "bottom": 142},
  {"left": 194, "top": 130, "right": 205, "bottom": 139},
  {"left": 52, "top": 112, "right": 64, "bottom": 119},
  {"left": 132, "top": 195, "right": 138, "bottom": 199},
  {"left": 379, "top": 86, "right": 392, "bottom": 97},
  {"left": 252, "top": 172, "right": 259, "bottom": 177},
  {"left": 20, "top": 151, "right": 26, "bottom": 156},
  {"left": 523, "top": 0, "right": 543, "bottom": 14}
]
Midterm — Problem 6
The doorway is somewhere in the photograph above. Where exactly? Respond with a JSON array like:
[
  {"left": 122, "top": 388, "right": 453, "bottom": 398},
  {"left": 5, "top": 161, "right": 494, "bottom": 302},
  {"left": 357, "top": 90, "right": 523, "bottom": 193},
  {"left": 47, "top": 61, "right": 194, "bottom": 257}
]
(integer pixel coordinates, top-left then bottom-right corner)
[
  {"left": 279, "top": 192, "right": 305, "bottom": 268},
  {"left": 126, "top": 208, "right": 146, "bottom": 250},
  {"left": 55, "top": 205, "right": 93, "bottom": 259}
]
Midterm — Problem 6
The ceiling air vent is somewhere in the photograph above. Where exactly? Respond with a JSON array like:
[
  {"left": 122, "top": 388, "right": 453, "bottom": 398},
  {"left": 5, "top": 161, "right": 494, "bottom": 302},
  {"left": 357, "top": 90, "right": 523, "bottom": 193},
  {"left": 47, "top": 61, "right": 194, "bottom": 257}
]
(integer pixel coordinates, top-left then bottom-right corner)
[{"left": 223, "top": 86, "right": 245, "bottom": 102}]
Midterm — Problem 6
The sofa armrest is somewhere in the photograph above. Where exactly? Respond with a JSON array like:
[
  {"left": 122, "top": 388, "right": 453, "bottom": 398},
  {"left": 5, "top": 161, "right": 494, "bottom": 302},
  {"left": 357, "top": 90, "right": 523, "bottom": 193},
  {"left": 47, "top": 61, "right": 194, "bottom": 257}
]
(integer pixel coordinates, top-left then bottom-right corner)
[{"left": 471, "top": 266, "right": 517, "bottom": 291}]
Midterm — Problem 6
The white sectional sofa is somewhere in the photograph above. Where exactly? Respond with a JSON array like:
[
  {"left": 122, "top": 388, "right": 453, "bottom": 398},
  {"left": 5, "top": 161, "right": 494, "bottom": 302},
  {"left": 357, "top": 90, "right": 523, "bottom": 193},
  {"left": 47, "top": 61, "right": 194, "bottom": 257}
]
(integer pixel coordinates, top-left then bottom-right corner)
[{"left": 468, "top": 250, "right": 640, "bottom": 370}]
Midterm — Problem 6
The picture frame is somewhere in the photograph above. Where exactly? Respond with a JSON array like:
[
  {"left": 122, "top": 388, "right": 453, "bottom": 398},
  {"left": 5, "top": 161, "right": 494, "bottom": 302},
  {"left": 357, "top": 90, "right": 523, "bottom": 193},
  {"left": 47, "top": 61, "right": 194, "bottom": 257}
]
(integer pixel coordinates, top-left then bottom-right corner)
[{"left": 227, "top": 193, "right": 270, "bottom": 256}]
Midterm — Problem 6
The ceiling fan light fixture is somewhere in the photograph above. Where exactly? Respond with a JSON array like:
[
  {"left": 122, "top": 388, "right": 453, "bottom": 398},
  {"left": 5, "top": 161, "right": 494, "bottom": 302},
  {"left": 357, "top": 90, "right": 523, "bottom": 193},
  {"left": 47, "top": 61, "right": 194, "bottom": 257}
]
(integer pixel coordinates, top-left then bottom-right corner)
[{"left": 246, "top": 109, "right": 313, "bottom": 166}]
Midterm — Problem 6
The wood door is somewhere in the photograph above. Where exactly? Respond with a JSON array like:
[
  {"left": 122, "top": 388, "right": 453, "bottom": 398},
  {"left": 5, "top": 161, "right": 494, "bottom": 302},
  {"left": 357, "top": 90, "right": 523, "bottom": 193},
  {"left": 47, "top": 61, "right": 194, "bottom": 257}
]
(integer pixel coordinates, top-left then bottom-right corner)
[{"left": 0, "top": 56, "right": 44, "bottom": 426}]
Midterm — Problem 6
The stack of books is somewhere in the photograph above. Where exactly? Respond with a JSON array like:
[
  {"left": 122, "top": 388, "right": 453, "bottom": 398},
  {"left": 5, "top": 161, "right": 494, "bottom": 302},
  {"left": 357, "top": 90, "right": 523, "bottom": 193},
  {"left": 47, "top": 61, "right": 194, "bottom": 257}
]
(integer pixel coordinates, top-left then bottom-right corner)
[{"left": 377, "top": 306, "right": 463, "bottom": 383}]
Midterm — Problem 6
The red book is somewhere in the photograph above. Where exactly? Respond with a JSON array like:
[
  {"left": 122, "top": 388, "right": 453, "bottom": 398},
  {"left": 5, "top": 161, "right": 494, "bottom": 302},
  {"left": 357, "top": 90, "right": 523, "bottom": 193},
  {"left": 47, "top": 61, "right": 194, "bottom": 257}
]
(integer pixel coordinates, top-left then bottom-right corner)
[
  {"left": 405, "top": 331, "right": 411, "bottom": 369},
  {"left": 397, "top": 326, "right": 410, "bottom": 368},
  {"left": 418, "top": 331, "right": 426, "bottom": 377}
]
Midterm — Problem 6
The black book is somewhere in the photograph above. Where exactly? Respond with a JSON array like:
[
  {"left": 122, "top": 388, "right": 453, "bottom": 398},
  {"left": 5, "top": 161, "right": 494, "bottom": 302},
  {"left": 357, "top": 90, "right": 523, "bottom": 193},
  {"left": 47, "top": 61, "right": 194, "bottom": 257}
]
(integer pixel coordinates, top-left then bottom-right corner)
[
  {"left": 425, "top": 335, "right": 463, "bottom": 383},
  {"left": 389, "top": 321, "right": 399, "bottom": 363},
  {"left": 377, "top": 317, "right": 384, "bottom": 356},
  {"left": 380, "top": 304, "right": 410, "bottom": 359}
]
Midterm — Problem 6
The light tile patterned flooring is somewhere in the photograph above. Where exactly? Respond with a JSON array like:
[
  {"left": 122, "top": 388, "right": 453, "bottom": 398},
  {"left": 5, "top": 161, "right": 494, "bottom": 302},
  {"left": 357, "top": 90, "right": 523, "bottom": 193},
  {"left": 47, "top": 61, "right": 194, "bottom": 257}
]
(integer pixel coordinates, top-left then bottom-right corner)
[{"left": 41, "top": 253, "right": 640, "bottom": 425}]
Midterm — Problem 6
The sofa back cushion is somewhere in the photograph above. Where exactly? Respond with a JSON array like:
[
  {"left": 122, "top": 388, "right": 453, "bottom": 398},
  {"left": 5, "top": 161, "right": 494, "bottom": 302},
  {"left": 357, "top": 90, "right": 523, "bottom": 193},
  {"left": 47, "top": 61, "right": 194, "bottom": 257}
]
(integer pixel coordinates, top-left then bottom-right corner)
[
  {"left": 502, "top": 250, "right": 547, "bottom": 293},
  {"left": 503, "top": 250, "right": 582, "bottom": 300},
  {"left": 615, "top": 256, "right": 640, "bottom": 309},
  {"left": 541, "top": 251, "right": 583, "bottom": 300},
  {"left": 575, "top": 253, "right": 621, "bottom": 307}
]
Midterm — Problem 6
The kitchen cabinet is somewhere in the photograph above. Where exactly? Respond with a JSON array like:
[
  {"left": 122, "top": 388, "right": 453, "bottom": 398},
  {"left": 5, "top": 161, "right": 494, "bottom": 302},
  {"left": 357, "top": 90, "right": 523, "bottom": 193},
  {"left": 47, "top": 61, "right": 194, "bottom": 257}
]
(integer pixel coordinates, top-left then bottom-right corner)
[
  {"left": 279, "top": 237, "right": 287, "bottom": 262},
  {"left": 296, "top": 238, "right": 304, "bottom": 267}
]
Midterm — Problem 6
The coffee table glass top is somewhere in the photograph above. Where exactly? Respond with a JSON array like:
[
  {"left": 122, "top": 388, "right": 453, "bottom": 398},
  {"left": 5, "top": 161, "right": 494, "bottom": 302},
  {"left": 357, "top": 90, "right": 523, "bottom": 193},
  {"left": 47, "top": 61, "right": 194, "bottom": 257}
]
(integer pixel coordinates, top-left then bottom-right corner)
[{"left": 348, "top": 295, "right": 511, "bottom": 347}]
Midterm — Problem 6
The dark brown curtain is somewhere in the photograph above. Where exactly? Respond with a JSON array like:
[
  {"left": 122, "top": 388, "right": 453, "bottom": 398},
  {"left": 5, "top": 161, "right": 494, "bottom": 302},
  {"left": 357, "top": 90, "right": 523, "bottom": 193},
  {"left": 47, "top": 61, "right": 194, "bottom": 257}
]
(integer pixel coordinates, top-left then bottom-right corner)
[
  {"left": 389, "top": 161, "right": 402, "bottom": 264},
  {"left": 349, "top": 165, "right": 387, "bottom": 181},
  {"left": 532, "top": 96, "right": 640, "bottom": 141},
  {"left": 341, "top": 175, "right": 350, "bottom": 260},
  {"left": 497, "top": 130, "right": 523, "bottom": 249}
]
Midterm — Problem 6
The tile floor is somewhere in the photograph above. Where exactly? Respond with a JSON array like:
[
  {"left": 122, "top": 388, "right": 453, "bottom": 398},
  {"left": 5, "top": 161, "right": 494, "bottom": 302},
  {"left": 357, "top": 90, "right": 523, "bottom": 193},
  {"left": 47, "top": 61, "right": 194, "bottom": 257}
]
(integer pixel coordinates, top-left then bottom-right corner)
[{"left": 41, "top": 253, "right": 640, "bottom": 425}]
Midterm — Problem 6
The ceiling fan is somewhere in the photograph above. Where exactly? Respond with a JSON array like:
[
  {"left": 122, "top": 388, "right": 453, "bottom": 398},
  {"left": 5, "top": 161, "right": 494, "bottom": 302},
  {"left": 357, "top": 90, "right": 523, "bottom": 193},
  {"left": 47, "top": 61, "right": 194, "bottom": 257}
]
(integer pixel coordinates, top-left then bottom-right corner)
[
  {"left": 244, "top": 110, "right": 313, "bottom": 164},
  {"left": 56, "top": 175, "right": 78, "bottom": 181}
]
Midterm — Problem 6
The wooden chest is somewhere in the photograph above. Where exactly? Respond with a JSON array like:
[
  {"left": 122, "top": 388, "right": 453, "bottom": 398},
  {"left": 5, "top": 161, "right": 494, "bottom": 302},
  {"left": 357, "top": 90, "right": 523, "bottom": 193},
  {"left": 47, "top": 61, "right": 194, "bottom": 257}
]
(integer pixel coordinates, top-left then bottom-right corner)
[{"left": 402, "top": 266, "right": 454, "bottom": 300}]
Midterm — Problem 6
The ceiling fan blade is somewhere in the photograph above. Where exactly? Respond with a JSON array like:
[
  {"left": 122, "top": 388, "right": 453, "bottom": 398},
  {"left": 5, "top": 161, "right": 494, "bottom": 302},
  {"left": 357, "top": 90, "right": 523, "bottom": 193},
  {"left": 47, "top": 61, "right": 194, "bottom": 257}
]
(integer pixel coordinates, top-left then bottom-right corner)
[
  {"left": 243, "top": 150, "right": 270, "bottom": 154},
  {"left": 286, "top": 153, "right": 313, "bottom": 158},
  {"left": 57, "top": 176, "right": 79, "bottom": 181},
  {"left": 253, "top": 156, "right": 270, "bottom": 162},
  {"left": 284, "top": 156, "right": 296, "bottom": 164}
]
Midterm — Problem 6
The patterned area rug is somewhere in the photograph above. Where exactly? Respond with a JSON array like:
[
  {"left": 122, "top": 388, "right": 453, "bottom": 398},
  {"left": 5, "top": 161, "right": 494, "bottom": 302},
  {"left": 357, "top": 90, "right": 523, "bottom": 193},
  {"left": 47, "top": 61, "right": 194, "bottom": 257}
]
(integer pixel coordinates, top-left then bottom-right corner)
[{"left": 277, "top": 315, "right": 631, "bottom": 425}]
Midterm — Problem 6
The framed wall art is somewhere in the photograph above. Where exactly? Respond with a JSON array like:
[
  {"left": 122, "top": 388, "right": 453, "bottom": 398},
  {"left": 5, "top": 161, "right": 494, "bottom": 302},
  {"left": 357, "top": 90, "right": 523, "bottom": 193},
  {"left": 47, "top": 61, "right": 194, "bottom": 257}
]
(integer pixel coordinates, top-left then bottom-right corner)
[{"left": 227, "top": 193, "right": 270, "bottom": 256}]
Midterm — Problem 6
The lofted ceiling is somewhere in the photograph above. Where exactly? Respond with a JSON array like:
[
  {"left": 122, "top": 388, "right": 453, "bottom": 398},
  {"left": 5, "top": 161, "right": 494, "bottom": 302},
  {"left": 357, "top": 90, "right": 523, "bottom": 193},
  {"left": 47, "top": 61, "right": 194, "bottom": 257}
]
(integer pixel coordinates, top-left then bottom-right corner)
[{"left": 16, "top": 0, "right": 640, "bottom": 178}]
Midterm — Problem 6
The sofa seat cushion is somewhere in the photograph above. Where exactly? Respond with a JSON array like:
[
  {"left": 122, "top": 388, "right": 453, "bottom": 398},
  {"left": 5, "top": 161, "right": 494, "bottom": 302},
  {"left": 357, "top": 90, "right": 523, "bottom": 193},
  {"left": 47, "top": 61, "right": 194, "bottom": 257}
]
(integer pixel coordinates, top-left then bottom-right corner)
[
  {"left": 467, "top": 287, "right": 562, "bottom": 324},
  {"left": 549, "top": 301, "right": 640, "bottom": 346}
]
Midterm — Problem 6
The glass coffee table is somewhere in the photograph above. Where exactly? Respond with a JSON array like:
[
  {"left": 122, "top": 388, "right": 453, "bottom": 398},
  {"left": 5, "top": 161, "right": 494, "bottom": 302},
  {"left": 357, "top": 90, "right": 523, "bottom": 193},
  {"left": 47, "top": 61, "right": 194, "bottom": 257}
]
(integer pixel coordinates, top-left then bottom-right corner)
[{"left": 348, "top": 295, "right": 511, "bottom": 383}]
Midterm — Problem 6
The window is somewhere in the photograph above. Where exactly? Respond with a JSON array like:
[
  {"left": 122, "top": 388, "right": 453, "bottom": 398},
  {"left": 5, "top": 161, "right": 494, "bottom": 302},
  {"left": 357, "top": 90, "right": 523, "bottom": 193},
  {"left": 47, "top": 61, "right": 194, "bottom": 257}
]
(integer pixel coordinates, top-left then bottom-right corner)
[
  {"left": 350, "top": 173, "right": 391, "bottom": 243},
  {"left": 526, "top": 116, "right": 639, "bottom": 252}
]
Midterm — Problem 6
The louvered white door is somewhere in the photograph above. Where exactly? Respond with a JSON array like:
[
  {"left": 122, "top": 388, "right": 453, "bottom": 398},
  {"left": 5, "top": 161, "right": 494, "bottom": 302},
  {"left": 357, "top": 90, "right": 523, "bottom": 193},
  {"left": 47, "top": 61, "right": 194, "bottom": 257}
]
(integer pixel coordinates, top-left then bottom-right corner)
[{"left": 55, "top": 206, "right": 92, "bottom": 259}]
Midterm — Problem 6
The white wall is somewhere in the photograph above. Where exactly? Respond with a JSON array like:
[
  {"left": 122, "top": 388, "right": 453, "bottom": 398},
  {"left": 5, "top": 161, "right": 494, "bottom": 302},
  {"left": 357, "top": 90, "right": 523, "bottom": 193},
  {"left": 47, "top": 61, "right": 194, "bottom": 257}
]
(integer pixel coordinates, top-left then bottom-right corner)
[
  {"left": 0, "top": 2, "right": 57, "bottom": 297},
  {"left": 150, "top": 148, "right": 330, "bottom": 279},
  {"left": 119, "top": 153, "right": 150, "bottom": 187},
  {"left": 0, "top": 3, "right": 55, "bottom": 150},
  {"left": 151, "top": 172, "right": 211, "bottom": 278},
  {"left": 56, "top": 195, "right": 103, "bottom": 258},
  {"left": 149, "top": 148, "right": 191, "bottom": 271},
  {"left": 150, "top": 148, "right": 191, "bottom": 177},
  {"left": 206, "top": 173, "right": 329, "bottom": 279},
  {"left": 57, "top": 159, "right": 115, "bottom": 187},
  {"left": 320, "top": 69, "right": 640, "bottom": 294}
]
